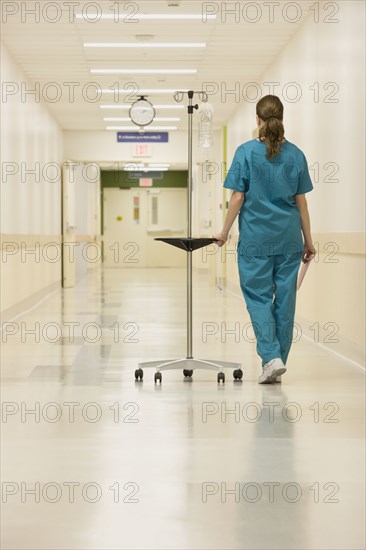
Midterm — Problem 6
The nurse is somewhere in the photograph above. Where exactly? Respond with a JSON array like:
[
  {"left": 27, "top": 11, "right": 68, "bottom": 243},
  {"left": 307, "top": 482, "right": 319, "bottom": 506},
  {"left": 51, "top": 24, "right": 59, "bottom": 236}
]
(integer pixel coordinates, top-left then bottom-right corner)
[{"left": 213, "top": 95, "right": 316, "bottom": 384}]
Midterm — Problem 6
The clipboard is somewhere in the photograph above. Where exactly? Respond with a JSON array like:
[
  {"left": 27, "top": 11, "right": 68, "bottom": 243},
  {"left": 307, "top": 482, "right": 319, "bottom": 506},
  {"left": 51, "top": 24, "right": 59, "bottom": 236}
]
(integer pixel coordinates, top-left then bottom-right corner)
[{"left": 297, "top": 254, "right": 315, "bottom": 290}]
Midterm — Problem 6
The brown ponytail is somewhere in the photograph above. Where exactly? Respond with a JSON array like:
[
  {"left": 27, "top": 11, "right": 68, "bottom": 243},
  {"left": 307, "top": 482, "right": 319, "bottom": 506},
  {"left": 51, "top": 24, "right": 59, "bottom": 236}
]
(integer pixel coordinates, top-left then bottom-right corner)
[{"left": 256, "top": 95, "right": 285, "bottom": 160}]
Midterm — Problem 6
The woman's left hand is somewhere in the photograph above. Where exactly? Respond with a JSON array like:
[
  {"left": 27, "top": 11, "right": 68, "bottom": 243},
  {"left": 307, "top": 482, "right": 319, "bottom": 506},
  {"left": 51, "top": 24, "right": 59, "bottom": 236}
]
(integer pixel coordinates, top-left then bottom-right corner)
[{"left": 212, "top": 232, "right": 228, "bottom": 247}]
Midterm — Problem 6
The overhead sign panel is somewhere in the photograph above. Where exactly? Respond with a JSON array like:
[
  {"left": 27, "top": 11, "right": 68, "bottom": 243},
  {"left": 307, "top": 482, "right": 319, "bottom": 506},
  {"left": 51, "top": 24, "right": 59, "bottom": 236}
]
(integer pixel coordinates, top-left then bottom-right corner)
[{"left": 117, "top": 132, "right": 169, "bottom": 143}]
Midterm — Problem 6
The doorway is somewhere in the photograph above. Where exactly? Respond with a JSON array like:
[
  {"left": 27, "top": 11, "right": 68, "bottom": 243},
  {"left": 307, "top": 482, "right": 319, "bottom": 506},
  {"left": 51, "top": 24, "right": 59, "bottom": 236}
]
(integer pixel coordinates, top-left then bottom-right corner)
[{"left": 103, "top": 187, "right": 187, "bottom": 268}]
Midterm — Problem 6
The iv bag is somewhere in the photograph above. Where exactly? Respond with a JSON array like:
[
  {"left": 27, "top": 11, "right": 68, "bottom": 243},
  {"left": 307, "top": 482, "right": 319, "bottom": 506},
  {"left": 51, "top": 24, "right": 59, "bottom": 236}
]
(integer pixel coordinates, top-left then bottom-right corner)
[{"left": 198, "top": 102, "right": 213, "bottom": 148}]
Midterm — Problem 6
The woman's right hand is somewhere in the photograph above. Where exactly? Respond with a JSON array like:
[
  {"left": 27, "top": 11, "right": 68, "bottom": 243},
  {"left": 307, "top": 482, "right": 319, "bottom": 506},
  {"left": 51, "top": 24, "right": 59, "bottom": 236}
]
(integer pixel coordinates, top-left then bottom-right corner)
[
  {"left": 302, "top": 242, "right": 316, "bottom": 263},
  {"left": 212, "top": 232, "right": 228, "bottom": 247}
]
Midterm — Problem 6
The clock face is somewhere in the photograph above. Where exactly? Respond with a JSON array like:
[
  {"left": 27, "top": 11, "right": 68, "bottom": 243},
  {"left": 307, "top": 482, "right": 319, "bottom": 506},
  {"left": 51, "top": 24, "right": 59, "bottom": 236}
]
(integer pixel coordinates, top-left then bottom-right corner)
[{"left": 129, "top": 99, "right": 155, "bottom": 127}]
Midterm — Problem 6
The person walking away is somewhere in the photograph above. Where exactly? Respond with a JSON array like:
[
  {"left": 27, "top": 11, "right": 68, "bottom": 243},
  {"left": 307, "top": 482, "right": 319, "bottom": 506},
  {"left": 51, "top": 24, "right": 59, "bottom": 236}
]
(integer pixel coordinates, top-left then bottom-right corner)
[{"left": 213, "top": 95, "right": 316, "bottom": 384}]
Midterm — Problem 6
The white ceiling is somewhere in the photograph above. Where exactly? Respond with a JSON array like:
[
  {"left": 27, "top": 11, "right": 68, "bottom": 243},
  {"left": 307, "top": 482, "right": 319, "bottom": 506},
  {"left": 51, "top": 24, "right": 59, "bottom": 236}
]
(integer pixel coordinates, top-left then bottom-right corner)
[{"left": 1, "top": 0, "right": 311, "bottom": 131}]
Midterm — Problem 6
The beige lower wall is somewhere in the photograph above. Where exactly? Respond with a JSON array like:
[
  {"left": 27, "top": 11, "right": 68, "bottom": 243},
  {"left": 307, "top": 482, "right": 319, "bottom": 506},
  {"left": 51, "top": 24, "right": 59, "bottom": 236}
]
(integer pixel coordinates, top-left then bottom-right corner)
[
  {"left": 0, "top": 234, "right": 101, "bottom": 320},
  {"left": 1, "top": 235, "right": 62, "bottom": 319},
  {"left": 222, "top": 233, "right": 365, "bottom": 364}
]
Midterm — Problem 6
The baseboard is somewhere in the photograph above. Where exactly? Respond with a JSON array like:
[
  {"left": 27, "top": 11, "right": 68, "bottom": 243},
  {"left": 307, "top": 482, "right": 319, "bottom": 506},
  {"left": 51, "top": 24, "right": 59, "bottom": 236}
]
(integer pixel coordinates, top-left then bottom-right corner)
[
  {"left": 1, "top": 281, "right": 61, "bottom": 323},
  {"left": 295, "top": 314, "right": 365, "bottom": 369}
]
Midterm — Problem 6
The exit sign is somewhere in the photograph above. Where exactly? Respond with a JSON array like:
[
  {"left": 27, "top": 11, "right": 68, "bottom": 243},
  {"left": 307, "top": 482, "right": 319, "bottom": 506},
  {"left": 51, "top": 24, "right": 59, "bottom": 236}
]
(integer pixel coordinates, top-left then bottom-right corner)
[
  {"left": 139, "top": 178, "right": 153, "bottom": 187},
  {"left": 132, "top": 144, "right": 152, "bottom": 157}
]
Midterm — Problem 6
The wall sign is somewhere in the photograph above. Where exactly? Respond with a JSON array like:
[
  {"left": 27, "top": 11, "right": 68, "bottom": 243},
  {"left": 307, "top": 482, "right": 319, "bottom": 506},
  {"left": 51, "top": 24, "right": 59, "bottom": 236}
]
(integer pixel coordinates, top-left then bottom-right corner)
[
  {"left": 132, "top": 144, "right": 152, "bottom": 157},
  {"left": 117, "top": 132, "right": 169, "bottom": 143},
  {"left": 139, "top": 178, "right": 153, "bottom": 187},
  {"left": 127, "top": 171, "right": 163, "bottom": 180}
]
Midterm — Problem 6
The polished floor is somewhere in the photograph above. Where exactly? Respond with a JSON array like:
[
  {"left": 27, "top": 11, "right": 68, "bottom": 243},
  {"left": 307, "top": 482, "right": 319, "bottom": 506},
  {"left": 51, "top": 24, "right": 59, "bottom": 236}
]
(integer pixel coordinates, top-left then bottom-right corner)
[{"left": 1, "top": 267, "right": 365, "bottom": 550}]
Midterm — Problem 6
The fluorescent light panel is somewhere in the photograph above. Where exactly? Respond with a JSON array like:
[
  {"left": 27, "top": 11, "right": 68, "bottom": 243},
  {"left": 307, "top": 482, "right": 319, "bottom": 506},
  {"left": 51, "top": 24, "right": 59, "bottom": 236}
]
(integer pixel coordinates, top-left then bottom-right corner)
[
  {"left": 123, "top": 167, "right": 169, "bottom": 172},
  {"left": 100, "top": 105, "right": 184, "bottom": 109},
  {"left": 106, "top": 126, "right": 177, "bottom": 130},
  {"left": 103, "top": 117, "right": 180, "bottom": 121},
  {"left": 84, "top": 42, "right": 206, "bottom": 48},
  {"left": 78, "top": 14, "right": 216, "bottom": 20},
  {"left": 125, "top": 168, "right": 170, "bottom": 171},
  {"left": 99, "top": 89, "right": 188, "bottom": 94},
  {"left": 123, "top": 163, "right": 145, "bottom": 171},
  {"left": 91, "top": 69, "right": 197, "bottom": 74}
]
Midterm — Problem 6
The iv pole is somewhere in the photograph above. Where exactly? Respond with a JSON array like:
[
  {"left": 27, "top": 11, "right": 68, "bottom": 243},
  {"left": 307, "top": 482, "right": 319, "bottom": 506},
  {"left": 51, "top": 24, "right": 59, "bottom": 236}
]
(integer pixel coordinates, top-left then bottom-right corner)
[
  {"left": 186, "top": 90, "right": 195, "bottom": 360},
  {"left": 135, "top": 90, "right": 243, "bottom": 384}
]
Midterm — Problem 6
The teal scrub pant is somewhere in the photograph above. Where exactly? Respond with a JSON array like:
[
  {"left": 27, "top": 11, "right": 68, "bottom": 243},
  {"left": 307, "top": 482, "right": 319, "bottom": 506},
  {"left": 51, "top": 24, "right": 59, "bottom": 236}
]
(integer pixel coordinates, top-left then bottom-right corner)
[{"left": 238, "top": 251, "right": 303, "bottom": 366}]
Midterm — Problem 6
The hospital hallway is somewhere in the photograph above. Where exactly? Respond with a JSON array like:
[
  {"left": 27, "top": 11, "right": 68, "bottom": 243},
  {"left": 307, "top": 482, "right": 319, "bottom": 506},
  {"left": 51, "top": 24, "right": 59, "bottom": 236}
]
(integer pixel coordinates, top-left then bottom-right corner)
[{"left": 1, "top": 1, "right": 365, "bottom": 550}]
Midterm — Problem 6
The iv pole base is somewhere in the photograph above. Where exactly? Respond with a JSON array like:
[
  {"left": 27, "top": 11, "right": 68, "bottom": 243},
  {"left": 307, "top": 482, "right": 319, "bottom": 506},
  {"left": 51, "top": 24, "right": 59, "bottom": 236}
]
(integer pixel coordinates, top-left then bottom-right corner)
[{"left": 135, "top": 358, "right": 243, "bottom": 384}]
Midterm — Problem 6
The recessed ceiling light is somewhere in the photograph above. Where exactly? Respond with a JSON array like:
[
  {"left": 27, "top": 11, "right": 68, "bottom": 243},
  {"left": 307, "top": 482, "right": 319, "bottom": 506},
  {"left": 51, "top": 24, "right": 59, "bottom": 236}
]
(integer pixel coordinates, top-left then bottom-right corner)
[
  {"left": 91, "top": 69, "right": 197, "bottom": 74},
  {"left": 77, "top": 14, "right": 216, "bottom": 20},
  {"left": 123, "top": 163, "right": 145, "bottom": 171},
  {"left": 100, "top": 104, "right": 185, "bottom": 109},
  {"left": 104, "top": 117, "right": 133, "bottom": 122},
  {"left": 106, "top": 126, "right": 177, "bottom": 130},
  {"left": 154, "top": 105, "right": 185, "bottom": 109},
  {"left": 103, "top": 117, "right": 180, "bottom": 122},
  {"left": 99, "top": 89, "right": 188, "bottom": 94},
  {"left": 84, "top": 42, "right": 206, "bottom": 48}
]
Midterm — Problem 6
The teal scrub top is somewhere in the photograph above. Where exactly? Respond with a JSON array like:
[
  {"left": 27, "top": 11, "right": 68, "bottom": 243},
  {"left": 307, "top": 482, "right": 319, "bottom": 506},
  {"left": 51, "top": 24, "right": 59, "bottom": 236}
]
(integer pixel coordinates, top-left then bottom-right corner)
[{"left": 223, "top": 139, "right": 314, "bottom": 256}]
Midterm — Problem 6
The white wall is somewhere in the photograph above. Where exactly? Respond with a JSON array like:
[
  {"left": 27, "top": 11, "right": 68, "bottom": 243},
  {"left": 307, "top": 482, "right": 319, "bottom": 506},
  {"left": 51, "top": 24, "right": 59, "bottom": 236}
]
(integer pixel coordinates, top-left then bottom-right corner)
[
  {"left": 1, "top": 43, "right": 63, "bottom": 317},
  {"left": 223, "top": 0, "right": 365, "bottom": 360},
  {"left": 226, "top": 1, "right": 365, "bottom": 233}
]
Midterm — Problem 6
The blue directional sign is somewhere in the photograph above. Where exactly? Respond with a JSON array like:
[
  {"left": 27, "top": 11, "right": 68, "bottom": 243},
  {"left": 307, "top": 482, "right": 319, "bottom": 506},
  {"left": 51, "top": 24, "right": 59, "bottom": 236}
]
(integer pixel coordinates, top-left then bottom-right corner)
[{"left": 117, "top": 132, "right": 169, "bottom": 143}]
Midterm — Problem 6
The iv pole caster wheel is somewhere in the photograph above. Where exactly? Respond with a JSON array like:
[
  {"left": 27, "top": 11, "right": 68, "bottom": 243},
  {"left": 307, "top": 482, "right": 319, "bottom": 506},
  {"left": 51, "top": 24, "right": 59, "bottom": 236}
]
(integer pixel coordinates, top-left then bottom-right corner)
[
  {"left": 217, "top": 372, "right": 225, "bottom": 384},
  {"left": 135, "top": 368, "right": 143, "bottom": 381},
  {"left": 183, "top": 369, "right": 193, "bottom": 378},
  {"left": 233, "top": 369, "right": 243, "bottom": 381},
  {"left": 154, "top": 372, "right": 162, "bottom": 384}
]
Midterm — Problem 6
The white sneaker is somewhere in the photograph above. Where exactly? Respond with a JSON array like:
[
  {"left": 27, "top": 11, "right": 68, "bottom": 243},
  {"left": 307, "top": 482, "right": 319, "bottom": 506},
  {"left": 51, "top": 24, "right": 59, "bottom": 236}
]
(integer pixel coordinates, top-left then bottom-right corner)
[{"left": 258, "top": 358, "right": 287, "bottom": 384}]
